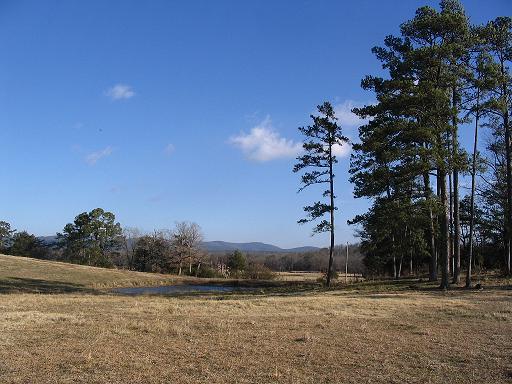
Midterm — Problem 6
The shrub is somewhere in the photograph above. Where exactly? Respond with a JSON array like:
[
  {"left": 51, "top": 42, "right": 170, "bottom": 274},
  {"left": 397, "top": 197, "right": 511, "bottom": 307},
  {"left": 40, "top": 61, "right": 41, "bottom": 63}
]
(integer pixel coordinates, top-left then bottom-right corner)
[
  {"left": 194, "top": 265, "right": 223, "bottom": 278},
  {"left": 228, "top": 250, "right": 247, "bottom": 272},
  {"left": 244, "top": 262, "right": 276, "bottom": 280}
]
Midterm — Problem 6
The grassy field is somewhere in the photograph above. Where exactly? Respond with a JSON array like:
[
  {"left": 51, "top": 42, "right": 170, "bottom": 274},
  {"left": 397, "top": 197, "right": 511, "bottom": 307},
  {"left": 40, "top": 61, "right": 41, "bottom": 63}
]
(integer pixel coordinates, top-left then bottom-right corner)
[{"left": 0, "top": 254, "right": 511, "bottom": 383}]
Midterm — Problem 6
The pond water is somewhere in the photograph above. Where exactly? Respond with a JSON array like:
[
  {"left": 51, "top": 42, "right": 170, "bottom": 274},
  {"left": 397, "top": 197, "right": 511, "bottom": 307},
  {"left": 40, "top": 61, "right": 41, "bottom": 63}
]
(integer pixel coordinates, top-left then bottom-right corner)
[{"left": 112, "top": 284, "right": 252, "bottom": 296}]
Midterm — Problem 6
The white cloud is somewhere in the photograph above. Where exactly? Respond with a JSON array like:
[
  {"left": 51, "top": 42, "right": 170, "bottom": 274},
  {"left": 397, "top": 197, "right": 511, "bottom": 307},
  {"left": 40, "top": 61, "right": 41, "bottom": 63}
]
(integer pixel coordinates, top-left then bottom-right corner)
[
  {"left": 163, "top": 143, "right": 175, "bottom": 156},
  {"left": 332, "top": 142, "right": 351, "bottom": 158},
  {"left": 105, "top": 84, "right": 135, "bottom": 100},
  {"left": 333, "top": 100, "right": 370, "bottom": 128},
  {"left": 85, "top": 146, "right": 113, "bottom": 165},
  {"left": 230, "top": 116, "right": 302, "bottom": 162}
]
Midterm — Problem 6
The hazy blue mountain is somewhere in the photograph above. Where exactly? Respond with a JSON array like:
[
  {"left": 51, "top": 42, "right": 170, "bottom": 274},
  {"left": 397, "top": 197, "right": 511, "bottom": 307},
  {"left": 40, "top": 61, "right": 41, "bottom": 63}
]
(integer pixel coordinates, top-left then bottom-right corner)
[
  {"left": 39, "top": 235, "right": 59, "bottom": 245},
  {"left": 38, "top": 236, "right": 318, "bottom": 253}
]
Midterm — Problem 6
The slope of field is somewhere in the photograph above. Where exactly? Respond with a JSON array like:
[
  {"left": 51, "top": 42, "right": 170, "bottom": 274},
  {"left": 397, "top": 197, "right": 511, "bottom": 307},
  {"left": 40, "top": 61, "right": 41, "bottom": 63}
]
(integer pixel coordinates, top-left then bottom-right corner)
[
  {"left": 0, "top": 254, "right": 511, "bottom": 383},
  {"left": 0, "top": 254, "right": 178, "bottom": 292}
]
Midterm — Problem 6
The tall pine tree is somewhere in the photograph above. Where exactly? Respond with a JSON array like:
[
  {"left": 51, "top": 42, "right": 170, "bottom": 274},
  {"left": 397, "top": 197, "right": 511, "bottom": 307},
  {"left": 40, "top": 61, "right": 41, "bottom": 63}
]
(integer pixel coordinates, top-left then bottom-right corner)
[{"left": 294, "top": 102, "right": 348, "bottom": 287}]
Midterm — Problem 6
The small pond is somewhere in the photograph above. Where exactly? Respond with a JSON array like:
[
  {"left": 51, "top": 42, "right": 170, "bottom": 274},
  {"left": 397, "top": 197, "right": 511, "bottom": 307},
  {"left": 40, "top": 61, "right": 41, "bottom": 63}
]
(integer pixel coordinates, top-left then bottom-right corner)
[{"left": 112, "top": 284, "right": 253, "bottom": 296}]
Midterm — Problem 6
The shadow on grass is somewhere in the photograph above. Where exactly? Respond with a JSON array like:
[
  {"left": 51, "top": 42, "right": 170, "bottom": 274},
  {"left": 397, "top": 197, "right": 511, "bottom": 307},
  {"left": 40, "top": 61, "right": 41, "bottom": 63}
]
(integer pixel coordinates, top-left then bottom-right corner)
[
  {"left": 0, "top": 277, "right": 93, "bottom": 294},
  {"left": 326, "top": 277, "right": 512, "bottom": 300},
  {"left": 196, "top": 277, "right": 512, "bottom": 301}
]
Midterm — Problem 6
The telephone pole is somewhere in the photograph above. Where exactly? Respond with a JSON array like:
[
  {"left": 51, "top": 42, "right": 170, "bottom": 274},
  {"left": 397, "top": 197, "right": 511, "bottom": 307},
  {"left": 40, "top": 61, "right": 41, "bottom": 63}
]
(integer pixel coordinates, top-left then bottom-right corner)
[{"left": 345, "top": 242, "right": 349, "bottom": 284}]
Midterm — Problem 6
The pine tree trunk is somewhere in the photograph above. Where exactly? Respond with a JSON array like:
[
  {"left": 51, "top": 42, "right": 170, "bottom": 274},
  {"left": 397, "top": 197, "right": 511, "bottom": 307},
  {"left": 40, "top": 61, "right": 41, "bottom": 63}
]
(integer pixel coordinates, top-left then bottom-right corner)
[
  {"left": 449, "top": 172, "right": 453, "bottom": 277},
  {"left": 452, "top": 87, "right": 461, "bottom": 284},
  {"left": 439, "top": 169, "right": 450, "bottom": 290},
  {"left": 423, "top": 172, "right": 437, "bottom": 281},
  {"left": 504, "top": 100, "right": 512, "bottom": 275},
  {"left": 453, "top": 168, "right": 461, "bottom": 283},
  {"left": 497, "top": 57, "right": 512, "bottom": 275},
  {"left": 409, "top": 249, "right": 413, "bottom": 276},
  {"left": 393, "top": 254, "right": 397, "bottom": 279},
  {"left": 398, "top": 255, "right": 403, "bottom": 278},
  {"left": 392, "top": 234, "right": 397, "bottom": 279},
  {"left": 408, "top": 224, "right": 413, "bottom": 276},
  {"left": 326, "top": 144, "right": 335, "bottom": 287},
  {"left": 466, "top": 100, "right": 480, "bottom": 288}
]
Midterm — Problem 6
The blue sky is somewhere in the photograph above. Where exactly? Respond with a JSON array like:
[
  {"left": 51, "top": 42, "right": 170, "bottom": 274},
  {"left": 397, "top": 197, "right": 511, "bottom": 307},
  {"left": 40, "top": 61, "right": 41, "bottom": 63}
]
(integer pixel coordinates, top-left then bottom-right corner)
[{"left": 0, "top": 0, "right": 510, "bottom": 248}]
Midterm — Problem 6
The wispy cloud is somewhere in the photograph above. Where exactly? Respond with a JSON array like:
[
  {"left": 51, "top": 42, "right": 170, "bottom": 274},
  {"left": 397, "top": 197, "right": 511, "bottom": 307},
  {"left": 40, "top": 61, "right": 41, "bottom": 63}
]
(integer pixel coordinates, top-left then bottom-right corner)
[
  {"left": 109, "top": 186, "right": 121, "bottom": 194},
  {"left": 85, "top": 146, "right": 113, "bottom": 165},
  {"left": 330, "top": 99, "right": 372, "bottom": 156},
  {"left": 105, "top": 84, "right": 135, "bottom": 100},
  {"left": 333, "top": 100, "right": 370, "bottom": 128},
  {"left": 230, "top": 116, "right": 302, "bottom": 162},
  {"left": 163, "top": 143, "right": 175, "bottom": 156},
  {"left": 147, "top": 193, "right": 165, "bottom": 203}
]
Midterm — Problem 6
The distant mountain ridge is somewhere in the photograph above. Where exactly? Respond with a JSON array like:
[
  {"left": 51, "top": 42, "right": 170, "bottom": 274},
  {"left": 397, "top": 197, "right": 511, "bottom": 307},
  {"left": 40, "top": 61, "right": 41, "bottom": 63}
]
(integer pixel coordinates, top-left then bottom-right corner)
[
  {"left": 38, "top": 236, "right": 319, "bottom": 253},
  {"left": 201, "top": 241, "right": 319, "bottom": 253}
]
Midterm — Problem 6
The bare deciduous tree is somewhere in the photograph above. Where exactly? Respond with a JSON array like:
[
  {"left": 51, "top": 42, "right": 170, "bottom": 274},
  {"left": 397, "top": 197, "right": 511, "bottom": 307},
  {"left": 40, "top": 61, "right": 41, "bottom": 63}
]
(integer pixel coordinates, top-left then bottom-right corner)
[
  {"left": 171, "top": 222, "right": 203, "bottom": 275},
  {"left": 122, "top": 227, "right": 142, "bottom": 269}
]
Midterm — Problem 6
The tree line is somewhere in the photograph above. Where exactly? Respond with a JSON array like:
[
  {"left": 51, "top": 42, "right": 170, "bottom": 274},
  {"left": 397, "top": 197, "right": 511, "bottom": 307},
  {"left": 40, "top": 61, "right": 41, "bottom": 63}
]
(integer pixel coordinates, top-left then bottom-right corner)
[
  {"left": 0, "top": 209, "right": 364, "bottom": 279},
  {"left": 248, "top": 244, "right": 364, "bottom": 275},
  {"left": 0, "top": 209, "right": 280, "bottom": 279}
]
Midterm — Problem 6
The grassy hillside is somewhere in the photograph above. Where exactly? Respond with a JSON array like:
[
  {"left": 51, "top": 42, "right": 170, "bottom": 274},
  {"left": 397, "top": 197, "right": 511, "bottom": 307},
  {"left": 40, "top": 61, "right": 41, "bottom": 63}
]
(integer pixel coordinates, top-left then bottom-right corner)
[{"left": 0, "top": 254, "right": 179, "bottom": 292}]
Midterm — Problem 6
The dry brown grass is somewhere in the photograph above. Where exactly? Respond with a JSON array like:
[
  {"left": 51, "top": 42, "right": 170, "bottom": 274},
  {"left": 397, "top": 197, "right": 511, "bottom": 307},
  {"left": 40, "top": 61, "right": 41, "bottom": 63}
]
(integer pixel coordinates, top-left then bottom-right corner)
[
  {"left": 277, "top": 271, "right": 363, "bottom": 283},
  {"left": 1, "top": 290, "right": 511, "bottom": 383},
  {"left": 0, "top": 254, "right": 511, "bottom": 383},
  {"left": 276, "top": 271, "right": 324, "bottom": 281}
]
